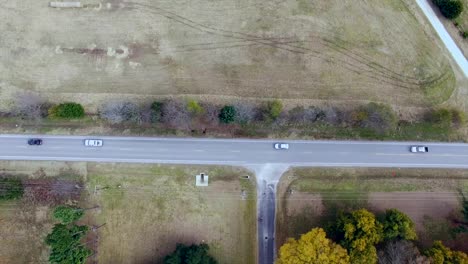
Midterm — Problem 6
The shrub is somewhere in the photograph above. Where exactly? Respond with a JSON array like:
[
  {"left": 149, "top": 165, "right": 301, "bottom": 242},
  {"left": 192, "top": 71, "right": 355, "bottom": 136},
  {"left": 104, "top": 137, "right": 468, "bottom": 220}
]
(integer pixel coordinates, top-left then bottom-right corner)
[
  {"left": 234, "top": 102, "right": 257, "bottom": 124},
  {"left": 53, "top": 205, "right": 84, "bottom": 224},
  {"left": 161, "top": 99, "right": 191, "bottom": 130},
  {"left": 12, "top": 92, "right": 46, "bottom": 120},
  {"left": 99, "top": 101, "right": 141, "bottom": 124},
  {"left": 0, "top": 177, "right": 23, "bottom": 200},
  {"left": 150, "top": 101, "right": 164, "bottom": 122},
  {"left": 219, "top": 105, "right": 236, "bottom": 124},
  {"left": 429, "top": 108, "right": 453, "bottom": 126},
  {"left": 352, "top": 102, "right": 397, "bottom": 134},
  {"left": 433, "top": 0, "right": 463, "bottom": 19},
  {"left": 187, "top": 99, "right": 204, "bottom": 116},
  {"left": 262, "top": 100, "right": 283, "bottom": 121},
  {"left": 45, "top": 224, "right": 92, "bottom": 264},
  {"left": 462, "top": 31, "right": 468, "bottom": 39},
  {"left": 49, "top": 102, "right": 85, "bottom": 119},
  {"left": 451, "top": 108, "right": 466, "bottom": 127}
]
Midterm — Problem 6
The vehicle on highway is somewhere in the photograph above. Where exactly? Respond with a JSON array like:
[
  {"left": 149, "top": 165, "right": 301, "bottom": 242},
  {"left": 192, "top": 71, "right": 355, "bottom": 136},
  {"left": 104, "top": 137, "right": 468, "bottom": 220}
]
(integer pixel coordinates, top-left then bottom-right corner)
[
  {"left": 84, "top": 139, "right": 103, "bottom": 147},
  {"left": 274, "top": 143, "right": 289, "bottom": 150},
  {"left": 28, "top": 138, "right": 43, "bottom": 145},
  {"left": 410, "top": 146, "right": 428, "bottom": 153}
]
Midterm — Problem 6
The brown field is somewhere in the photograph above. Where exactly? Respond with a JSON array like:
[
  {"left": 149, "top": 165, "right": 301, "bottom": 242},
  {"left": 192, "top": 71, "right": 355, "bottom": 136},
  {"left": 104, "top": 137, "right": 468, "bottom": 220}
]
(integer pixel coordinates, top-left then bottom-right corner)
[
  {"left": 276, "top": 167, "right": 468, "bottom": 251},
  {"left": 0, "top": 161, "right": 257, "bottom": 264},
  {"left": 0, "top": 0, "right": 463, "bottom": 114}
]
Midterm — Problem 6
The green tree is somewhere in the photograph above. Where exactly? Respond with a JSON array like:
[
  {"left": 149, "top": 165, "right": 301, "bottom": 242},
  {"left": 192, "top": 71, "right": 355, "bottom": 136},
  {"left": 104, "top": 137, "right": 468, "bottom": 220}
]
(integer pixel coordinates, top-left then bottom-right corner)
[
  {"left": 453, "top": 193, "right": 468, "bottom": 234},
  {"left": 219, "top": 105, "right": 236, "bottom": 124},
  {"left": 164, "top": 243, "right": 217, "bottom": 264},
  {"left": 53, "top": 206, "right": 84, "bottom": 225},
  {"left": 277, "top": 228, "right": 350, "bottom": 264},
  {"left": 425, "top": 240, "right": 468, "bottom": 264},
  {"left": 187, "top": 99, "right": 204, "bottom": 116},
  {"left": 151, "top": 101, "right": 164, "bottom": 122},
  {"left": 433, "top": 0, "right": 463, "bottom": 19},
  {"left": 0, "top": 177, "right": 23, "bottom": 200},
  {"left": 382, "top": 209, "right": 417, "bottom": 241},
  {"left": 331, "top": 209, "right": 383, "bottom": 264},
  {"left": 49, "top": 102, "right": 85, "bottom": 119},
  {"left": 45, "top": 223, "right": 91, "bottom": 264},
  {"left": 263, "top": 100, "right": 283, "bottom": 121}
]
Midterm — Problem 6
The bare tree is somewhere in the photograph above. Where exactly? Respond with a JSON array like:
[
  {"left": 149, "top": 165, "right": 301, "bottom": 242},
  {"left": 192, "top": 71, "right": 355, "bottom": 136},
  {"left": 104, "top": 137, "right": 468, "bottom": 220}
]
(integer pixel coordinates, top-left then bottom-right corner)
[
  {"left": 99, "top": 101, "right": 141, "bottom": 124},
  {"left": 12, "top": 92, "right": 45, "bottom": 120},
  {"left": 378, "top": 240, "right": 431, "bottom": 264},
  {"left": 288, "top": 106, "right": 325, "bottom": 125},
  {"left": 323, "top": 107, "right": 342, "bottom": 125},
  {"left": 201, "top": 103, "right": 220, "bottom": 125},
  {"left": 234, "top": 102, "right": 257, "bottom": 124},
  {"left": 161, "top": 99, "right": 191, "bottom": 130}
]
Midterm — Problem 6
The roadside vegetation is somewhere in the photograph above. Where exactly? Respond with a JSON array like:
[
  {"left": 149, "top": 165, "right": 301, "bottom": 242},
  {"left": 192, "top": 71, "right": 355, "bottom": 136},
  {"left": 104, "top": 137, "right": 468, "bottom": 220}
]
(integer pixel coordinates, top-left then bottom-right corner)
[
  {"left": 432, "top": 0, "right": 467, "bottom": 39},
  {"left": 4, "top": 95, "right": 467, "bottom": 142},
  {"left": 277, "top": 168, "right": 468, "bottom": 263}
]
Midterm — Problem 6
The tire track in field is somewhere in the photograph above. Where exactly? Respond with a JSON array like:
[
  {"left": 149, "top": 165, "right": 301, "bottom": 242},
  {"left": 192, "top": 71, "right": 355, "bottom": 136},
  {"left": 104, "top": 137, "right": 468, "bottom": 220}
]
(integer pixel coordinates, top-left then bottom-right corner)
[{"left": 129, "top": 2, "right": 435, "bottom": 90}]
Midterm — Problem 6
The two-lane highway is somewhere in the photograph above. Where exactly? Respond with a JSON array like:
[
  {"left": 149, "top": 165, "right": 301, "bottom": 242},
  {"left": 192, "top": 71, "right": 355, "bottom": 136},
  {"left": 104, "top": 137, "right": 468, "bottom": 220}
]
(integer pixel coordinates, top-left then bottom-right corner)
[
  {"left": 2, "top": 135, "right": 468, "bottom": 168},
  {"left": 2, "top": 134, "right": 468, "bottom": 264}
]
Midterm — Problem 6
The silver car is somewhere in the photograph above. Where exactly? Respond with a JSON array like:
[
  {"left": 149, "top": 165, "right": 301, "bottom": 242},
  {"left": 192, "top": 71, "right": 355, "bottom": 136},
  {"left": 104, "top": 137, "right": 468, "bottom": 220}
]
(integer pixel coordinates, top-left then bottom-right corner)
[
  {"left": 84, "top": 139, "right": 103, "bottom": 147},
  {"left": 410, "top": 146, "right": 428, "bottom": 153},
  {"left": 274, "top": 143, "right": 289, "bottom": 150}
]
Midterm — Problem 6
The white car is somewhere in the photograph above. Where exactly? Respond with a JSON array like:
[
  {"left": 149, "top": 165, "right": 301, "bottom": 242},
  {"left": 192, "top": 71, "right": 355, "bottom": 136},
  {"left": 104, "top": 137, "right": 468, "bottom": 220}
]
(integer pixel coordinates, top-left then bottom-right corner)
[
  {"left": 274, "top": 143, "right": 289, "bottom": 150},
  {"left": 410, "top": 146, "right": 428, "bottom": 153},
  {"left": 84, "top": 139, "right": 103, "bottom": 147}
]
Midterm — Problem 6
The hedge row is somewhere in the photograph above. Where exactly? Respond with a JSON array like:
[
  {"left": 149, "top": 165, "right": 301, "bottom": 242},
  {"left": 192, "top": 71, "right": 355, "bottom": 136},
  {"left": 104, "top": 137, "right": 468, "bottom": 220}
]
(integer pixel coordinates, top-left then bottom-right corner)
[{"left": 9, "top": 96, "right": 467, "bottom": 137}]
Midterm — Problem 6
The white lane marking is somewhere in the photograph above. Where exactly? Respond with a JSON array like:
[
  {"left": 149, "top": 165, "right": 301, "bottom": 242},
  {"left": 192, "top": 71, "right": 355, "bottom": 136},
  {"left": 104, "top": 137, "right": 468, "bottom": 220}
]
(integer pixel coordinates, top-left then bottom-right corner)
[
  {"left": 194, "top": 150, "right": 205, "bottom": 153},
  {"left": 119, "top": 148, "right": 132, "bottom": 151},
  {"left": 230, "top": 150, "right": 241, "bottom": 153},
  {"left": 2, "top": 134, "right": 468, "bottom": 147},
  {"left": 15, "top": 146, "right": 27, "bottom": 149}
]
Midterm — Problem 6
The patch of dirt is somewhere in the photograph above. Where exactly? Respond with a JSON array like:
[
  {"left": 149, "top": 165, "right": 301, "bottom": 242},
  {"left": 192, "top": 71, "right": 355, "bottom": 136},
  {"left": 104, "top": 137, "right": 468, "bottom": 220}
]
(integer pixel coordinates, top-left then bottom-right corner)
[{"left": 368, "top": 192, "right": 459, "bottom": 230}]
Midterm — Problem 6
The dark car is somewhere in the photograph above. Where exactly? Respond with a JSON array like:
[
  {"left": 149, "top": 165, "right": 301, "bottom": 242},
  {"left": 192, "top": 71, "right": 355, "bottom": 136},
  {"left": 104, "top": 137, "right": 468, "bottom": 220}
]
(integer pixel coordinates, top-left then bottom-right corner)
[{"left": 28, "top": 138, "right": 43, "bottom": 145}]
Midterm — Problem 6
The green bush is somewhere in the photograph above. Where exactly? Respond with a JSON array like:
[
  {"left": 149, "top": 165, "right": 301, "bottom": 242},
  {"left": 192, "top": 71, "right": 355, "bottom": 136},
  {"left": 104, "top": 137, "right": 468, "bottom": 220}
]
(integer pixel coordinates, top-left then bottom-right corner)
[
  {"left": 219, "top": 105, "right": 236, "bottom": 124},
  {"left": 53, "top": 206, "right": 84, "bottom": 224},
  {"left": 263, "top": 100, "right": 283, "bottom": 121},
  {"left": 0, "top": 177, "right": 23, "bottom": 200},
  {"left": 49, "top": 102, "right": 85, "bottom": 119},
  {"left": 433, "top": 0, "right": 463, "bottom": 19},
  {"left": 430, "top": 108, "right": 453, "bottom": 127},
  {"left": 45, "top": 223, "right": 92, "bottom": 264},
  {"left": 151, "top": 101, "right": 164, "bottom": 122},
  {"left": 187, "top": 99, "right": 204, "bottom": 116},
  {"left": 462, "top": 31, "right": 468, "bottom": 39},
  {"left": 164, "top": 243, "right": 217, "bottom": 264}
]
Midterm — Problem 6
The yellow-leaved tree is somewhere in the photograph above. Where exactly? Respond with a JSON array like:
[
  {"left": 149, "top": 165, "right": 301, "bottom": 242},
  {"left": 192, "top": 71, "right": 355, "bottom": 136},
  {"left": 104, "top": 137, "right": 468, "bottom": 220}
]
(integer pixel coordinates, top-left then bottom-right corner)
[{"left": 276, "top": 228, "right": 350, "bottom": 264}]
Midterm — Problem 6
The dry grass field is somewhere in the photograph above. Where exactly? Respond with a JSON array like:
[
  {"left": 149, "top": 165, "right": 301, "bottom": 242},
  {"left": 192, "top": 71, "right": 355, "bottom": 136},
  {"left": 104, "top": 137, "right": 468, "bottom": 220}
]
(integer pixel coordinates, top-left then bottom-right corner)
[
  {"left": 0, "top": 0, "right": 463, "bottom": 113},
  {"left": 276, "top": 167, "right": 468, "bottom": 251},
  {"left": 0, "top": 161, "right": 256, "bottom": 264}
]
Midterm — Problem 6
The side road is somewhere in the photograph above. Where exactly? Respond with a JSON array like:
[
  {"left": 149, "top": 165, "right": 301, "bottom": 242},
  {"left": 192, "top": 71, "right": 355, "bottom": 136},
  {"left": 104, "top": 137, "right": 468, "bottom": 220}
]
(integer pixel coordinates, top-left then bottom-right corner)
[{"left": 415, "top": 0, "right": 468, "bottom": 77}]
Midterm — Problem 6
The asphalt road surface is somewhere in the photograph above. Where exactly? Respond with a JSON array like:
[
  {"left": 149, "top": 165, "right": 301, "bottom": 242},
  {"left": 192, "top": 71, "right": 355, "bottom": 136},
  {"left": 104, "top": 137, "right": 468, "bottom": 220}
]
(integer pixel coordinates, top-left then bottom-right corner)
[
  {"left": 2, "top": 134, "right": 468, "bottom": 264},
  {"left": 2, "top": 135, "right": 468, "bottom": 168}
]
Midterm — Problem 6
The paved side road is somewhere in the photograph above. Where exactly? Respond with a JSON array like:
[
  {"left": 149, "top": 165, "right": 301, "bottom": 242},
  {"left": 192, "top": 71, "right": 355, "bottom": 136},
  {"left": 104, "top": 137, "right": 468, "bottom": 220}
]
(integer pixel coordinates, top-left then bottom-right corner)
[
  {"left": 1, "top": 135, "right": 468, "bottom": 168},
  {"left": 415, "top": 0, "right": 468, "bottom": 77}
]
